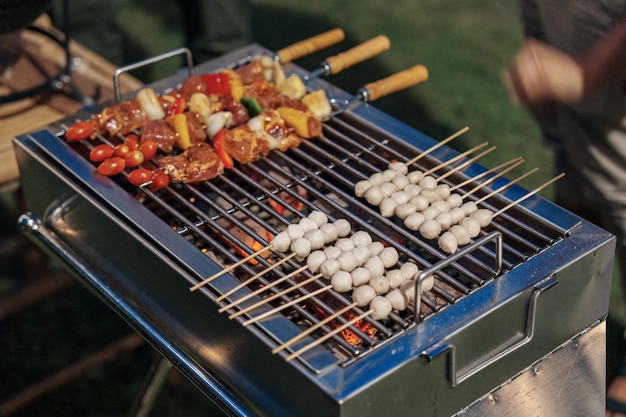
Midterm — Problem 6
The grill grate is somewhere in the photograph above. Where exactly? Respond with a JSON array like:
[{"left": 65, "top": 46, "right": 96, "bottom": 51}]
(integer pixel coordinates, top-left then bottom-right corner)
[{"left": 58, "top": 91, "right": 565, "bottom": 367}]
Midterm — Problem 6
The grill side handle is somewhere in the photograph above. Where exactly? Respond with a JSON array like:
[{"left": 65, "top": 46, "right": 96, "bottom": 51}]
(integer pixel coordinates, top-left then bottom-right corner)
[{"left": 420, "top": 276, "right": 559, "bottom": 388}]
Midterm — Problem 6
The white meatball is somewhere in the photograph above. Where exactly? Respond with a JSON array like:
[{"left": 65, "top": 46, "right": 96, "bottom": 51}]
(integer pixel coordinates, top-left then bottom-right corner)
[
  {"left": 386, "top": 269, "right": 406, "bottom": 289},
  {"left": 379, "top": 247, "right": 400, "bottom": 268},
  {"left": 461, "top": 201, "right": 478, "bottom": 216},
  {"left": 382, "top": 169, "right": 398, "bottom": 182},
  {"left": 392, "top": 175, "right": 409, "bottom": 190},
  {"left": 323, "top": 245, "right": 343, "bottom": 260},
  {"left": 388, "top": 161, "right": 408, "bottom": 175},
  {"left": 331, "top": 270, "right": 353, "bottom": 293},
  {"left": 368, "top": 172, "right": 386, "bottom": 186},
  {"left": 291, "top": 237, "right": 312, "bottom": 258},
  {"left": 319, "top": 223, "right": 338, "bottom": 244},
  {"left": 370, "top": 275, "right": 390, "bottom": 295},
  {"left": 272, "top": 231, "right": 292, "bottom": 252},
  {"left": 459, "top": 217, "right": 482, "bottom": 238},
  {"left": 422, "top": 206, "right": 440, "bottom": 220},
  {"left": 406, "top": 170, "right": 424, "bottom": 184},
  {"left": 370, "top": 296, "right": 393, "bottom": 320},
  {"left": 419, "top": 219, "right": 442, "bottom": 240},
  {"left": 471, "top": 208, "right": 493, "bottom": 228},
  {"left": 395, "top": 203, "right": 416, "bottom": 220},
  {"left": 351, "top": 267, "right": 372, "bottom": 287},
  {"left": 306, "top": 250, "right": 327, "bottom": 273},
  {"left": 434, "top": 183, "right": 451, "bottom": 200},
  {"left": 435, "top": 211, "right": 453, "bottom": 231},
  {"left": 391, "top": 190, "right": 411, "bottom": 205},
  {"left": 336, "top": 251, "right": 358, "bottom": 273},
  {"left": 364, "top": 256, "right": 385, "bottom": 278},
  {"left": 379, "top": 197, "right": 398, "bottom": 218},
  {"left": 352, "top": 245, "right": 371, "bottom": 266},
  {"left": 420, "top": 274, "right": 435, "bottom": 293},
  {"left": 368, "top": 241, "right": 385, "bottom": 257},
  {"left": 409, "top": 195, "right": 429, "bottom": 212},
  {"left": 308, "top": 210, "right": 328, "bottom": 227},
  {"left": 365, "top": 185, "right": 384, "bottom": 206},
  {"left": 333, "top": 238, "right": 353, "bottom": 253},
  {"left": 353, "top": 285, "right": 377, "bottom": 307},
  {"left": 450, "top": 224, "right": 471, "bottom": 246},
  {"left": 333, "top": 219, "right": 352, "bottom": 238},
  {"left": 287, "top": 224, "right": 305, "bottom": 240},
  {"left": 438, "top": 231, "right": 458, "bottom": 254},
  {"left": 298, "top": 217, "right": 318, "bottom": 233},
  {"left": 403, "top": 183, "right": 422, "bottom": 197},
  {"left": 420, "top": 189, "right": 440, "bottom": 204},
  {"left": 449, "top": 207, "right": 466, "bottom": 224},
  {"left": 380, "top": 182, "right": 398, "bottom": 198},
  {"left": 385, "top": 288, "right": 409, "bottom": 311},
  {"left": 320, "top": 259, "right": 341, "bottom": 279},
  {"left": 355, "top": 179, "right": 372, "bottom": 197},
  {"left": 446, "top": 193, "right": 464, "bottom": 209},
  {"left": 430, "top": 200, "right": 451, "bottom": 213},
  {"left": 418, "top": 175, "right": 437, "bottom": 190},
  {"left": 304, "top": 229, "right": 325, "bottom": 250},
  {"left": 400, "top": 280, "right": 416, "bottom": 303},
  {"left": 400, "top": 262, "right": 419, "bottom": 280},
  {"left": 404, "top": 212, "right": 426, "bottom": 231},
  {"left": 351, "top": 230, "right": 373, "bottom": 247}
]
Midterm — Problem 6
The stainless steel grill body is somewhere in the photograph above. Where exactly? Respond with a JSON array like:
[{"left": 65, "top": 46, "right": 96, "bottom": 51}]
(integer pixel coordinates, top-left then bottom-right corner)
[{"left": 13, "top": 45, "right": 615, "bottom": 416}]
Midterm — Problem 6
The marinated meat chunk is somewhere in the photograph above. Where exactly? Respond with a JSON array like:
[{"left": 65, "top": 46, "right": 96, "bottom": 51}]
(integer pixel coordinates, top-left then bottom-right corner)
[{"left": 140, "top": 120, "right": 178, "bottom": 153}]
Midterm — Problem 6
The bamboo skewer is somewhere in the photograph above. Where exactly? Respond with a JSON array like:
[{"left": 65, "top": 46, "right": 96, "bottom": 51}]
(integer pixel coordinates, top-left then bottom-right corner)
[
  {"left": 242, "top": 284, "right": 333, "bottom": 327},
  {"left": 190, "top": 244, "right": 273, "bottom": 292},
  {"left": 458, "top": 159, "right": 529, "bottom": 199},
  {"left": 405, "top": 126, "right": 470, "bottom": 167},
  {"left": 449, "top": 157, "right": 524, "bottom": 192},
  {"left": 271, "top": 302, "right": 358, "bottom": 354},
  {"left": 285, "top": 309, "right": 374, "bottom": 361},
  {"left": 215, "top": 252, "right": 298, "bottom": 303},
  {"left": 228, "top": 273, "right": 323, "bottom": 320},
  {"left": 493, "top": 173, "right": 565, "bottom": 218},
  {"left": 472, "top": 168, "right": 540, "bottom": 205},
  {"left": 432, "top": 145, "right": 497, "bottom": 181},
  {"left": 219, "top": 264, "right": 308, "bottom": 313},
  {"left": 421, "top": 142, "right": 490, "bottom": 176}
]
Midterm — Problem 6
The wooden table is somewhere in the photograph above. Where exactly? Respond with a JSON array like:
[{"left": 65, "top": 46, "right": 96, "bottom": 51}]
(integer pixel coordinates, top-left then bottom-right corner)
[{"left": 0, "top": 16, "right": 143, "bottom": 188}]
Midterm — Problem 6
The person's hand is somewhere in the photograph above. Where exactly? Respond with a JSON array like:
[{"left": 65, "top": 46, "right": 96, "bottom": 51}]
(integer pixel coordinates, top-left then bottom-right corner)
[{"left": 503, "top": 39, "right": 584, "bottom": 105}]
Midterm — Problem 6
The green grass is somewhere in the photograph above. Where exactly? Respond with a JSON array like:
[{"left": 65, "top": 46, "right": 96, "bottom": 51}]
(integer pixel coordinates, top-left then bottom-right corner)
[{"left": 1, "top": 0, "right": 619, "bottom": 415}]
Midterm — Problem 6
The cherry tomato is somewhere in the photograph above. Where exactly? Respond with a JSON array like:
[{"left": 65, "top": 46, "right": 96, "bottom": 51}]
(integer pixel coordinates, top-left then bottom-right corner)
[
  {"left": 124, "top": 150, "right": 145, "bottom": 168},
  {"left": 124, "top": 134, "right": 140, "bottom": 150},
  {"left": 138, "top": 140, "right": 158, "bottom": 160},
  {"left": 149, "top": 170, "right": 170, "bottom": 191},
  {"left": 113, "top": 143, "right": 131, "bottom": 158},
  {"left": 128, "top": 168, "right": 153, "bottom": 186},
  {"left": 89, "top": 144, "right": 114, "bottom": 162},
  {"left": 66, "top": 121, "right": 95, "bottom": 141},
  {"left": 97, "top": 157, "right": 126, "bottom": 176}
]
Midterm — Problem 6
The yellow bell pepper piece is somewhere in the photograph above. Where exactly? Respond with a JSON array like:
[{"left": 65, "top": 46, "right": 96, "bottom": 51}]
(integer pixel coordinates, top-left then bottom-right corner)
[
  {"left": 277, "top": 106, "right": 313, "bottom": 138},
  {"left": 223, "top": 69, "right": 244, "bottom": 101},
  {"left": 169, "top": 113, "right": 192, "bottom": 150}
]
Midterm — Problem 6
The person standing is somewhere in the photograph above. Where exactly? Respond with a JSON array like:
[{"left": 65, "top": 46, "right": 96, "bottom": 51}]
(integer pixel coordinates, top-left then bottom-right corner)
[{"left": 503, "top": 1, "right": 626, "bottom": 415}]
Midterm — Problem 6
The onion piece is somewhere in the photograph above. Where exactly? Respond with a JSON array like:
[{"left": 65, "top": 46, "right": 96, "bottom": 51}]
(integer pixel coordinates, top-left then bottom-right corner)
[{"left": 136, "top": 88, "right": 165, "bottom": 121}]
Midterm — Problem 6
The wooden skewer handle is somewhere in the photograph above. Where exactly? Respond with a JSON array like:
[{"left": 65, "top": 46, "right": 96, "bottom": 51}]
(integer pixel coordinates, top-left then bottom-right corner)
[
  {"left": 361, "top": 64, "right": 429, "bottom": 102},
  {"left": 324, "top": 35, "right": 391, "bottom": 75},
  {"left": 276, "top": 28, "right": 346, "bottom": 63}
]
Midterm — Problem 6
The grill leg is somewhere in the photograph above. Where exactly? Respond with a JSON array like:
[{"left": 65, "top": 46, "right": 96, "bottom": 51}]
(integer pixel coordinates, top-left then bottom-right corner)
[{"left": 128, "top": 356, "right": 173, "bottom": 417}]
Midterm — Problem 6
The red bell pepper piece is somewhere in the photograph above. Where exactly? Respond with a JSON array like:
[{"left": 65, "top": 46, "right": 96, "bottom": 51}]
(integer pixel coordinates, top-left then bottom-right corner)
[
  {"left": 201, "top": 72, "right": 231, "bottom": 96},
  {"left": 212, "top": 128, "right": 234, "bottom": 169},
  {"left": 167, "top": 97, "right": 186, "bottom": 117}
]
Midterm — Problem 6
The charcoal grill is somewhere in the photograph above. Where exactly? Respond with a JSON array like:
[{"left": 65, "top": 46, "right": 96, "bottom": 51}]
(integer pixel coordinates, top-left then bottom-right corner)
[{"left": 13, "top": 44, "right": 615, "bottom": 416}]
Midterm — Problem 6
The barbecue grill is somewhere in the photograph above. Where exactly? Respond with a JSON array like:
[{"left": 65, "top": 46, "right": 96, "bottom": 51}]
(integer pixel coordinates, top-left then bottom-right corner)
[{"left": 12, "top": 44, "right": 614, "bottom": 416}]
